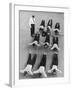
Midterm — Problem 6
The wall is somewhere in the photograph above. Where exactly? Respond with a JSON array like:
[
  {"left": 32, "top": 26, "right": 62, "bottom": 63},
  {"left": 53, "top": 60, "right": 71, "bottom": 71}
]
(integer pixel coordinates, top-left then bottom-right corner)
[{"left": 0, "top": 0, "right": 72, "bottom": 89}]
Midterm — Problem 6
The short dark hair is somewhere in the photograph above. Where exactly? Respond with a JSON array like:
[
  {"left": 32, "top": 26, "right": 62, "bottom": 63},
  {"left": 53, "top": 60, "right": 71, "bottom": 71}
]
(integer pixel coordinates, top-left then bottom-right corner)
[
  {"left": 40, "top": 20, "right": 45, "bottom": 27},
  {"left": 55, "top": 22, "right": 60, "bottom": 30},
  {"left": 32, "top": 15, "right": 35, "bottom": 18}
]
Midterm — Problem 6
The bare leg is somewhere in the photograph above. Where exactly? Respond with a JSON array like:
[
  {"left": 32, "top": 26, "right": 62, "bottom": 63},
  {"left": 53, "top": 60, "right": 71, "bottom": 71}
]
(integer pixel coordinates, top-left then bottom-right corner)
[
  {"left": 29, "top": 41, "right": 37, "bottom": 45},
  {"left": 29, "top": 41, "right": 40, "bottom": 46}
]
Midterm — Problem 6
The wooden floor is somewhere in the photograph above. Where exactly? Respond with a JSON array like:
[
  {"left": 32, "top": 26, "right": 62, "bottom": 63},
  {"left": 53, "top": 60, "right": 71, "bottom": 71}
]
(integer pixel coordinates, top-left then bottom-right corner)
[{"left": 19, "top": 70, "right": 62, "bottom": 79}]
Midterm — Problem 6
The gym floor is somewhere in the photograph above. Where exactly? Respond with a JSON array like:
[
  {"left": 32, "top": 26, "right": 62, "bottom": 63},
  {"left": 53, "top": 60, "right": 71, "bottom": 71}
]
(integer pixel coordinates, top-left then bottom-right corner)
[{"left": 19, "top": 10, "right": 64, "bottom": 79}]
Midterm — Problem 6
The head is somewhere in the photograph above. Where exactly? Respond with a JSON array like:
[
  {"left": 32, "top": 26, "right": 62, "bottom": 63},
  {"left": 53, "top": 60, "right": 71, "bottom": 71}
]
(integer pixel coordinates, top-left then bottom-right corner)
[
  {"left": 55, "top": 23, "right": 60, "bottom": 30},
  {"left": 32, "top": 15, "right": 35, "bottom": 18},
  {"left": 40, "top": 20, "right": 45, "bottom": 27},
  {"left": 47, "top": 19, "right": 52, "bottom": 28}
]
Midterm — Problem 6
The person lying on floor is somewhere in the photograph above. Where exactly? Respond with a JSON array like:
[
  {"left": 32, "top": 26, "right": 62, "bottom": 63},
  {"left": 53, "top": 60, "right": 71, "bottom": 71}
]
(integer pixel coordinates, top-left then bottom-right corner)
[
  {"left": 20, "top": 53, "right": 37, "bottom": 75},
  {"left": 40, "top": 19, "right": 52, "bottom": 48},
  {"left": 29, "top": 31, "right": 40, "bottom": 46},
  {"left": 51, "top": 36, "right": 60, "bottom": 51},
  {"left": 41, "top": 32, "right": 51, "bottom": 48},
  {"left": 48, "top": 52, "right": 62, "bottom": 74},
  {"left": 47, "top": 19, "right": 52, "bottom": 34},
  {"left": 39, "top": 20, "right": 45, "bottom": 33},
  {"left": 53, "top": 22, "right": 61, "bottom": 35},
  {"left": 33, "top": 52, "right": 47, "bottom": 78},
  {"left": 39, "top": 20, "right": 46, "bottom": 37}
]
